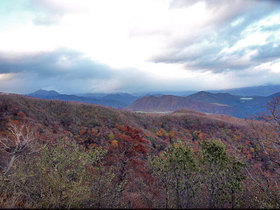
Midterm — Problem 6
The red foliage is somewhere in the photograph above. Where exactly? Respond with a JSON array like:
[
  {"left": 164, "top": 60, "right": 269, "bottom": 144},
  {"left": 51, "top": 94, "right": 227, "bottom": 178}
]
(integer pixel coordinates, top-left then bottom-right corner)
[
  {"left": 79, "top": 129, "right": 86, "bottom": 136},
  {"left": 17, "top": 111, "right": 25, "bottom": 118},
  {"left": 106, "top": 125, "right": 151, "bottom": 186}
]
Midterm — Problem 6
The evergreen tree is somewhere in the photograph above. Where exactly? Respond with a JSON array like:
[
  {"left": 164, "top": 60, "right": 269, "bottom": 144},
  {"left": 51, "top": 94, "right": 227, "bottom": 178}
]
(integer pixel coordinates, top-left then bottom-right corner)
[
  {"left": 149, "top": 142, "right": 200, "bottom": 208},
  {"left": 200, "top": 139, "right": 246, "bottom": 208}
]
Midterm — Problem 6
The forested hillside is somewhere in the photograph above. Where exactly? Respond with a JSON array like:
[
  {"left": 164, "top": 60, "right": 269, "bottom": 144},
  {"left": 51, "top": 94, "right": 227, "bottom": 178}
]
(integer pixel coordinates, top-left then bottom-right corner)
[
  {"left": 127, "top": 91, "right": 280, "bottom": 118},
  {"left": 0, "top": 93, "right": 279, "bottom": 208}
]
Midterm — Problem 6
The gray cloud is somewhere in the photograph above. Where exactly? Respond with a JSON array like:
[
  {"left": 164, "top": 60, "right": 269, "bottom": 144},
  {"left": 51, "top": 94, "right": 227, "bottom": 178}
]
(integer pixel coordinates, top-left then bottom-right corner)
[
  {"left": 0, "top": 49, "right": 112, "bottom": 78},
  {"left": 0, "top": 49, "right": 190, "bottom": 94},
  {"left": 0, "top": 48, "right": 224, "bottom": 94},
  {"left": 154, "top": 0, "right": 280, "bottom": 73},
  {"left": 0, "top": 49, "right": 116, "bottom": 93},
  {"left": 251, "top": 43, "right": 280, "bottom": 62},
  {"left": 1, "top": 47, "right": 279, "bottom": 94}
]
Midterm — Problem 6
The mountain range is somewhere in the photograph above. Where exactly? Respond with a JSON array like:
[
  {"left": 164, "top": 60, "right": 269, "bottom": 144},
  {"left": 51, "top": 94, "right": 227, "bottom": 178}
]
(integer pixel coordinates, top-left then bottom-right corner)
[
  {"left": 211, "top": 84, "right": 280, "bottom": 96},
  {"left": 26, "top": 84, "right": 280, "bottom": 119},
  {"left": 127, "top": 91, "right": 280, "bottom": 118},
  {"left": 142, "top": 84, "right": 280, "bottom": 97},
  {"left": 27, "top": 89, "right": 138, "bottom": 108}
]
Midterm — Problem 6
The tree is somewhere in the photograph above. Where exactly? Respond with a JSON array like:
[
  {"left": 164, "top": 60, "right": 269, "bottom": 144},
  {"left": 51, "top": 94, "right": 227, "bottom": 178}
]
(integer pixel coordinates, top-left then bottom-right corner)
[
  {"left": 106, "top": 125, "right": 151, "bottom": 208},
  {"left": 226, "top": 159, "right": 246, "bottom": 208},
  {"left": 266, "top": 96, "right": 280, "bottom": 137},
  {"left": 200, "top": 139, "right": 245, "bottom": 208},
  {"left": 247, "top": 96, "right": 280, "bottom": 207},
  {"left": 0, "top": 139, "right": 116, "bottom": 208},
  {"left": 0, "top": 122, "right": 40, "bottom": 175},
  {"left": 149, "top": 142, "right": 200, "bottom": 208}
]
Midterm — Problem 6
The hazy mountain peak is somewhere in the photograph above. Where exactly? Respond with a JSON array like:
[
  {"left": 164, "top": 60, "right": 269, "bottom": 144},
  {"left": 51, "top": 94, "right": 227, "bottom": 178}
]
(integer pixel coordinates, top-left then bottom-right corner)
[
  {"left": 195, "top": 91, "right": 212, "bottom": 96},
  {"left": 30, "top": 89, "right": 60, "bottom": 96}
]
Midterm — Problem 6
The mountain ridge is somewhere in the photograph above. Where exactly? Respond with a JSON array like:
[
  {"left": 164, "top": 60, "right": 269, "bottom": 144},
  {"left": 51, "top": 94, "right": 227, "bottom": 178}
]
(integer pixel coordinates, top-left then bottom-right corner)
[
  {"left": 27, "top": 89, "right": 138, "bottom": 108},
  {"left": 25, "top": 89, "right": 280, "bottom": 118},
  {"left": 127, "top": 91, "right": 279, "bottom": 118}
]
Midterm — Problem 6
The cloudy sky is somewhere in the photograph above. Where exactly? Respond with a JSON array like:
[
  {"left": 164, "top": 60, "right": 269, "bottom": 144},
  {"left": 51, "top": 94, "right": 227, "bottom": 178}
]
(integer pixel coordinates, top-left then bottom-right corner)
[{"left": 0, "top": 0, "right": 280, "bottom": 94}]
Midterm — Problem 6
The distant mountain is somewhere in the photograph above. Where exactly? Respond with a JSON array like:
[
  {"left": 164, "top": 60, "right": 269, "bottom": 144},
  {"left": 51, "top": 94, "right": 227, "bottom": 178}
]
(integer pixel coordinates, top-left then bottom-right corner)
[
  {"left": 101, "top": 93, "right": 138, "bottom": 106},
  {"left": 188, "top": 91, "right": 268, "bottom": 117},
  {"left": 77, "top": 93, "right": 107, "bottom": 98},
  {"left": 27, "top": 90, "right": 138, "bottom": 108},
  {"left": 188, "top": 91, "right": 266, "bottom": 106},
  {"left": 27, "top": 89, "right": 102, "bottom": 104},
  {"left": 29, "top": 89, "right": 60, "bottom": 97},
  {"left": 27, "top": 89, "right": 280, "bottom": 118},
  {"left": 143, "top": 90, "right": 197, "bottom": 97},
  {"left": 269, "top": 91, "right": 280, "bottom": 98},
  {"left": 211, "top": 84, "right": 280, "bottom": 96},
  {"left": 127, "top": 94, "right": 235, "bottom": 115},
  {"left": 133, "top": 85, "right": 280, "bottom": 98},
  {"left": 126, "top": 91, "right": 277, "bottom": 118},
  {"left": 188, "top": 91, "right": 241, "bottom": 106},
  {"left": 74, "top": 92, "right": 138, "bottom": 108}
]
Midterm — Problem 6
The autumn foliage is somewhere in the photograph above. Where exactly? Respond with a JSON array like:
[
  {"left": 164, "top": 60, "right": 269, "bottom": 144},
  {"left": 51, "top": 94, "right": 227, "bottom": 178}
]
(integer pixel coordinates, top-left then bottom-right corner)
[{"left": 0, "top": 93, "right": 279, "bottom": 208}]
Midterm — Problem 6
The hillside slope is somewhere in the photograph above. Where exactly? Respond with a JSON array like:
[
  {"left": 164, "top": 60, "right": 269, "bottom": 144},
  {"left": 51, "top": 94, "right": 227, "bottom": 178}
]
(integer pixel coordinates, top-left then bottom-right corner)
[
  {"left": 127, "top": 91, "right": 275, "bottom": 118},
  {"left": 0, "top": 93, "right": 279, "bottom": 208},
  {"left": 127, "top": 94, "right": 235, "bottom": 114},
  {"left": 0, "top": 92, "right": 269, "bottom": 162}
]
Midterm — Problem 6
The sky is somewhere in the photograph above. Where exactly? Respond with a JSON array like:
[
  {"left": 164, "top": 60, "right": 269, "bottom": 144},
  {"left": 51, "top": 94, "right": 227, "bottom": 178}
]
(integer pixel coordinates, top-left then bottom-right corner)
[{"left": 0, "top": 0, "right": 280, "bottom": 94}]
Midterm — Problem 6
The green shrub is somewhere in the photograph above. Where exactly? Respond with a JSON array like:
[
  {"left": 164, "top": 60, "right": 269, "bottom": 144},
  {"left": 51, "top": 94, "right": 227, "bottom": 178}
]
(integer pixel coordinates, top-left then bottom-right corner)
[{"left": 0, "top": 139, "right": 118, "bottom": 208}]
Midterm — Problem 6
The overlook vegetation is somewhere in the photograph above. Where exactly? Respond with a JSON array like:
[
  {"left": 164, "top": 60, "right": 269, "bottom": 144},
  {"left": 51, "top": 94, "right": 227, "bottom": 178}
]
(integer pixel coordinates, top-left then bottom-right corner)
[{"left": 0, "top": 93, "right": 279, "bottom": 208}]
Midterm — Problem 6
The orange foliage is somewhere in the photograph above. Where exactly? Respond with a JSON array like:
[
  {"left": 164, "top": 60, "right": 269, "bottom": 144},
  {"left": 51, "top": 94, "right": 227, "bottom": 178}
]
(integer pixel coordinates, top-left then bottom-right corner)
[
  {"left": 91, "top": 128, "right": 98, "bottom": 135},
  {"left": 198, "top": 132, "right": 204, "bottom": 140},
  {"left": 111, "top": 140, "right": 118, "bottom": 148}
]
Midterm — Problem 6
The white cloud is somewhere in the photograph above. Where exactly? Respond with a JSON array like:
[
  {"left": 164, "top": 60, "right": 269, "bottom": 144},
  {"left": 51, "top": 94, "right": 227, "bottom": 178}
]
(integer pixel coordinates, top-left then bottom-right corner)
[
  {"left": 0, "top": 73, "right": 15, "bottom": 81},
  {"left": 0, "top": 0, "right": 280, "bottom": 93}
]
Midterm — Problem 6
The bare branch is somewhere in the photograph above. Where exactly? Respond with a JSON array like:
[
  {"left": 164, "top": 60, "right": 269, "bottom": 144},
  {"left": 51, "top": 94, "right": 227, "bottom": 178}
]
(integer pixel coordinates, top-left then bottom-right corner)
[{"left": 0, "top": 123, "right": 39, "bottom": 175}]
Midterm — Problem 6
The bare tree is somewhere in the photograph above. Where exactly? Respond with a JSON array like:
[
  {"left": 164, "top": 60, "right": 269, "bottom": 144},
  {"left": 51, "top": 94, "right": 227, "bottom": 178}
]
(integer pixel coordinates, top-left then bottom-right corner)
[
  {"left": 0, "top": 123, "right": 40, "bottom": 175},
  {"left": 246, "top": 96, "right": 280, "bottom": 207}
]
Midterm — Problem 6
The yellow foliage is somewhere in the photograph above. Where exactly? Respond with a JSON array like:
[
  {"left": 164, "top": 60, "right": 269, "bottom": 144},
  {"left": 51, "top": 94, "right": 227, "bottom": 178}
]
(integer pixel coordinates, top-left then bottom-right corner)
[
  {"left": 156, "top": 130, "right": 162, "bottom": 137},
  {"left": 108, "top": 133, "right": 114, "bottom": 140},
  {"left": 111, "top": 140, "right": 118, "bottom": 148},
  {"left": 250, "top": 147, "right": 255, "bottom": 153}
]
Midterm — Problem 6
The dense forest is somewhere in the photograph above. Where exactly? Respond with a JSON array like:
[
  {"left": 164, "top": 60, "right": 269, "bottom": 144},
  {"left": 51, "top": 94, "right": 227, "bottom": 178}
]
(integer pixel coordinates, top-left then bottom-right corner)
[{"left": 0, "top": 93, "right": 279, "bottom": 208}]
